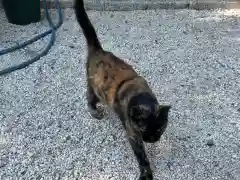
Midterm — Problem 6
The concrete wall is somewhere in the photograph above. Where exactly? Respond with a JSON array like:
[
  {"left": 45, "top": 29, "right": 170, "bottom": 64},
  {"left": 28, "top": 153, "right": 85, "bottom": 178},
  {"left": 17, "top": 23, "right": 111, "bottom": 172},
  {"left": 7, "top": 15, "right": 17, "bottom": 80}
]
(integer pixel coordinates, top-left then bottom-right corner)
[
  {"left": 41, "top": 0, "right": 189, "bottom": 10},
  {"left": 191, "top": 0, "right": 240, "bottom": 9},
  {"left": 40, "top": 0, "right": 240, "bottom": 10},
  {"left": 0, "top": 0, "right": 239, "bottom": 10}
]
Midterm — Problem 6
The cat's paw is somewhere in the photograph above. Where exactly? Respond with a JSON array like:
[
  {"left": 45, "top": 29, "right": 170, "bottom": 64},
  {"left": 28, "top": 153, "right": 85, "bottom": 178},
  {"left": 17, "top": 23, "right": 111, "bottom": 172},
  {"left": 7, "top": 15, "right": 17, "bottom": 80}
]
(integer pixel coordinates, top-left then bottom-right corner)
[
  {"left": 139, "top": 174, "right": 153, "bottom": 180},
  {"left": 88, "top": 106, "right": 105, "bottom": 120},
  {"left": 139, "top": 168, "right": 153, "bottom": 180}
]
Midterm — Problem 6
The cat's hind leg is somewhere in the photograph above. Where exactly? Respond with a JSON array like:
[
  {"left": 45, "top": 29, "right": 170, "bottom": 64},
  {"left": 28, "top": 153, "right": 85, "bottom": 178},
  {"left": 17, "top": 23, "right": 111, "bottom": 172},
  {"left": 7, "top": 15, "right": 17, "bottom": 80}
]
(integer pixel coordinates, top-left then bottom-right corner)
[{"left": 86, "top": 83, "right": 104, "bottom": 120}]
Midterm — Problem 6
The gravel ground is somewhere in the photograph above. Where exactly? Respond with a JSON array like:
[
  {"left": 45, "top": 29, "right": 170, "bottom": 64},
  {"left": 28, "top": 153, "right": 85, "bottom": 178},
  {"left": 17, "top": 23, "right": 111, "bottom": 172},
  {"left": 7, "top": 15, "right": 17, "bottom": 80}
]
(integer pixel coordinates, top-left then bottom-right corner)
[{"left": 0, "top": 8, "right": 240, "bottom": 180}]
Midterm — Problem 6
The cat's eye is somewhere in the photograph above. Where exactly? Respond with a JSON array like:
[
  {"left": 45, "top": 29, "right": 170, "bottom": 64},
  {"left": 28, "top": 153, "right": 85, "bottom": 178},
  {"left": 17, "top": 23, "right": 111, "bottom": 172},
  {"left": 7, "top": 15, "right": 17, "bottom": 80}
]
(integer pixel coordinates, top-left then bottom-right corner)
[{"left": 140, "top": 127, "right": 146, "bottom": 131}]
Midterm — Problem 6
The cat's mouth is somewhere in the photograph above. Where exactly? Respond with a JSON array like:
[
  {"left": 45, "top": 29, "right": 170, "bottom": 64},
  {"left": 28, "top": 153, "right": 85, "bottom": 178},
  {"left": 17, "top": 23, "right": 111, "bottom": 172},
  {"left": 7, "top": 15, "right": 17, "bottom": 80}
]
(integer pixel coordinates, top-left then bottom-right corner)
[{"left": 142, "top": 134, "right": 161, "bottom": 143}]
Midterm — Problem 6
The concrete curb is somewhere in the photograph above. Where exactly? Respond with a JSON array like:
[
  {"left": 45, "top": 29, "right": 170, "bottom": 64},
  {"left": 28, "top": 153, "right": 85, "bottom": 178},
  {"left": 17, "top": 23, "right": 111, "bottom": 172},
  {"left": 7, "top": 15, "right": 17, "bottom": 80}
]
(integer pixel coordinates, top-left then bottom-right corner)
[
  {"left": 40, "top": 0, "right": 240, "bottom": 10},
  {"left": 41, "top": 0, "right": 190, "bottom": 11},
  {"left": 191, "top": 0, "right": 240, "bottom": 10}
]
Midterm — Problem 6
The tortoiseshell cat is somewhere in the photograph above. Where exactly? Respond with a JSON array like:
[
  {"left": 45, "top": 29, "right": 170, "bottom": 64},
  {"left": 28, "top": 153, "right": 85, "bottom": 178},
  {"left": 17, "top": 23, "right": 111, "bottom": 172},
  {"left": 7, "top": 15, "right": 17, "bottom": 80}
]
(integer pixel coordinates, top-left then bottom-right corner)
[{"left": 74, "top": 1, "right": 171, "bottom": 179}]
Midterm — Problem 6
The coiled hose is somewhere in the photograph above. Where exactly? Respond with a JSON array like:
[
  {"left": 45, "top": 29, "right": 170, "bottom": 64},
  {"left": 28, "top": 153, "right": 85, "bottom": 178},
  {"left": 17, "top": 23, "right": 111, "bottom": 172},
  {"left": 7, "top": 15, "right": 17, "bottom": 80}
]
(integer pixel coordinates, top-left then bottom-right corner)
[{"left": 0, "top": 0, "right": 63, "bottom": 76}]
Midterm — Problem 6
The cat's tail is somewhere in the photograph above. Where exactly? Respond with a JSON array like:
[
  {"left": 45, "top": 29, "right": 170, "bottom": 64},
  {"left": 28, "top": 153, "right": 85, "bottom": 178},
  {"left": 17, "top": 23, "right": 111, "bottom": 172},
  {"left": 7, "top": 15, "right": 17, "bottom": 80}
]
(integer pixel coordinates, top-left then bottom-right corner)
[{"left": 74, "top": 0, "right": 102, "bottom": 52}]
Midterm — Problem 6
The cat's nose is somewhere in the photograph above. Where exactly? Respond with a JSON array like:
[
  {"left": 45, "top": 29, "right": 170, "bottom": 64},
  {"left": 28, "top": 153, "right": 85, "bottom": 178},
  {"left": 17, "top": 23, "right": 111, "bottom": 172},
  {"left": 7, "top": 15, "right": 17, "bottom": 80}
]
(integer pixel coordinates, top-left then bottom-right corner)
[{"left": 149, "top": 136, "right": 157, "bottom": 143}]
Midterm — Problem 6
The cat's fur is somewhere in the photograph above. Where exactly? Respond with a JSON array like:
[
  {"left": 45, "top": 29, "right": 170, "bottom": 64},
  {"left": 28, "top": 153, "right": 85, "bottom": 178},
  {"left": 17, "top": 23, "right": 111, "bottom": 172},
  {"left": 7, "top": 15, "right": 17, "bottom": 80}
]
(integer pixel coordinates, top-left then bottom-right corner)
[{"left": 74, "top": 1, "right": 171, "bottom": 179}]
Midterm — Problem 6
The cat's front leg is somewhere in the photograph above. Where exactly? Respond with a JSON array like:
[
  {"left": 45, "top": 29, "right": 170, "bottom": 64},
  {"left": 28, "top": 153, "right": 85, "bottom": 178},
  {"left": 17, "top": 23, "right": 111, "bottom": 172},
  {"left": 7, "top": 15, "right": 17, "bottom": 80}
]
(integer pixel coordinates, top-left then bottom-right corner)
[
  {"left": 127, "top": 133, "right": 153, "bottom": 180},
  {"left": 115, "top": 108, "right": 153, "bottom": 180}
]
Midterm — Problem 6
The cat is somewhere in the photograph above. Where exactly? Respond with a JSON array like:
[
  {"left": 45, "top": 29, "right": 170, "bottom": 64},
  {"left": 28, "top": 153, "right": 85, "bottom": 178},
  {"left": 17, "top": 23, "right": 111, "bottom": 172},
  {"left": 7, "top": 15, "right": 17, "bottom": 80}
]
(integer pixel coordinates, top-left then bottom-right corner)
[{"left": 74, "top": 1, "right": 171, "bottom": 179}]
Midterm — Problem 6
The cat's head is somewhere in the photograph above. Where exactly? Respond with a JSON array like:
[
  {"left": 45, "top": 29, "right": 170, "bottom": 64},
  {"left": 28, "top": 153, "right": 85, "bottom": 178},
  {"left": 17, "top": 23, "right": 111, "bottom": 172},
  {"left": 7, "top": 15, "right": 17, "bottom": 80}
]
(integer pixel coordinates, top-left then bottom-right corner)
[{"left": 127, "top": 93, "right": 171, "bottom": 143}]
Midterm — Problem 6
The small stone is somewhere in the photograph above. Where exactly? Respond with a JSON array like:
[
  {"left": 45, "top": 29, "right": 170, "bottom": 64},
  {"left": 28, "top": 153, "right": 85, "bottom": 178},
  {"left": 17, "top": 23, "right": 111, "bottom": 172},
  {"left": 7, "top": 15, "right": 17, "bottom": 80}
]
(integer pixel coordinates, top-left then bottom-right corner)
[
  {"left": 231, "top": 122, "right": 237, "bottom": 126},
  {"left": 206, "top": 139, "right": 214, "bottom": 147},
  {"left": 63, "top": 28, "right": 68, "bottom": 31},
  {"left": 69, "top": 44, "right": 75, "bottom": 49},
  {"left": 47, "top": 149, "right": 52, "bottom": 155},
  {"left": 166, "top": 161, "right": 173, "bottom": 169},
  {"left": 20, "top": 169, "right": 27, "bottom": 175},
  {"left": 213, "top": 161, "right": 219, "bottom": 167},
  {"left": 66, "top": 135, "right": 71, "bottom": 141},
  {"left": 176, "top": 136, "right": 187, "bottom": 141},
  {"left": 0, "top": 157, "right": 8, "bottom": 168},
  {"left": 99, "top": 168, "right": 104, "bottom": 172},
  {"left": 36, "top": 174, "right": 42, "bottom": 180}
]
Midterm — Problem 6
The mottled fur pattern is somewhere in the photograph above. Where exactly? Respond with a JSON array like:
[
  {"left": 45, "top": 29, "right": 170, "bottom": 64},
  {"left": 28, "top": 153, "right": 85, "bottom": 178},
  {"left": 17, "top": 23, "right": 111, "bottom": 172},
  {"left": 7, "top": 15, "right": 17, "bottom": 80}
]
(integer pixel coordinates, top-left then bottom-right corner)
[{"left": 74, "top": 1, "right": 171, "bottom": 179}]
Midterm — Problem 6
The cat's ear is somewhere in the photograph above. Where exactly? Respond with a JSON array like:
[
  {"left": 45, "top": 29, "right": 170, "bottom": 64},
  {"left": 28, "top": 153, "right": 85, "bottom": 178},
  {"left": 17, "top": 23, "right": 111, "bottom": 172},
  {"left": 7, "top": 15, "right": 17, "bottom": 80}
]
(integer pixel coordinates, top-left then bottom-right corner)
[{"left": 158, "top": 105, "right": 171, "bottom": 119}]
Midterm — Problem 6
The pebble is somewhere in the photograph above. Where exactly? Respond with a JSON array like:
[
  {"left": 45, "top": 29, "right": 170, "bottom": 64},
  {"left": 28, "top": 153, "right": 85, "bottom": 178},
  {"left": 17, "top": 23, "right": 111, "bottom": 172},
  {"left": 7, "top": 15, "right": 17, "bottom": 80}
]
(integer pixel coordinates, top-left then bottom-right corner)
[
  {"left": 69, "top": 44, "right": 75, "bottom": 49},
  {"left": 206, "top": 139, "right": 215, "bottom": 147}
]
